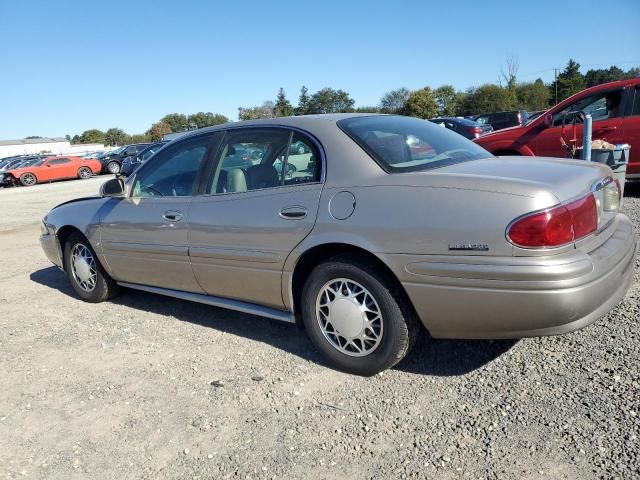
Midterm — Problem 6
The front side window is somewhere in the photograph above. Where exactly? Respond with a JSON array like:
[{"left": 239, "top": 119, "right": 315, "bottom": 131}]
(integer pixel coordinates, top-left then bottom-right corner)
[
  {"left": 208, "top": 128, "right": 321, "bottom": 194},
  {"left": 132, "top": 135, "right": 210, "bottom": 197},
  {"left": 338, "top": 115, "right": 491, "bottom": 173},
  {"left": 552, "top": 89, "right": 623, "bottom": 126},
  {"left": 629, "top": 87, "right": 640, "bottom": 117},
  {"left": 141, "top": 145, "right": 163, "bottom": 161},
  {"left": 50, "top": 158, "right": 70, "bottom": 165}
]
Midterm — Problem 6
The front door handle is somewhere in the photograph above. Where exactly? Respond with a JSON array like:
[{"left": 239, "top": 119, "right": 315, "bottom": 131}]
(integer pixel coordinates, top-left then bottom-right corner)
[
  {"left": 279, "top": 206, "right": 307, "bottom": 220},
  {"left": 163, "top": 211, "right": 183, "bottom": 222},
  {"left": 596, "top": 126, "right": 617, "bottom": 133}
]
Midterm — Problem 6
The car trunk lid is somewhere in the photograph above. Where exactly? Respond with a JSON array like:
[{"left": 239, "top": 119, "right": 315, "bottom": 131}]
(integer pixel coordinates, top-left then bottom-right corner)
[{"left": 432, "top": 156, "right": 611, "bottom": 204}]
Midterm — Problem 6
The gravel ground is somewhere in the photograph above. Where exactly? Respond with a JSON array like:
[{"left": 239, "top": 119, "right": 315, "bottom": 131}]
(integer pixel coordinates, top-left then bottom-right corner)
[{"left": 0, "top": 178, "right": 638, "bottom": 480}]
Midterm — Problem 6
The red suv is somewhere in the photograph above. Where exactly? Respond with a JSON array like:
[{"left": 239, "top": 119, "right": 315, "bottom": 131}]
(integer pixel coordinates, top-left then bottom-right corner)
[{"left": 474, "top": 79, "right": 640, "bottom": 178}]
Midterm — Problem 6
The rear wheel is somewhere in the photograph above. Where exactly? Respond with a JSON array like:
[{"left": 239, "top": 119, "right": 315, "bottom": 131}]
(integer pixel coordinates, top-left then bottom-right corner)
[
  {"left": 106, "top": 161, "right": 121, "bottom": 174},
  {"left": 19, "top": 173, "right": 37, "bottom": 186},
  {"left": 63, "top": 233, "right": 120, "bottom": 302},
  {"left": 77, "top": 166, "right": 92, "bottom": 179},
  {"left": 301, "top": 256, "right": 418, "bottom": 376}
]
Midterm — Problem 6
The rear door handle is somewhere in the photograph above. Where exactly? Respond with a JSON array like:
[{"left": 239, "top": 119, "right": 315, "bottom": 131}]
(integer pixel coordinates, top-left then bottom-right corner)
[
  {"left": 279, "top": 206, "right": 307, "bottom": 220},
  {"left": 163, "top": 211, "right": 183, "bottom": 222}
]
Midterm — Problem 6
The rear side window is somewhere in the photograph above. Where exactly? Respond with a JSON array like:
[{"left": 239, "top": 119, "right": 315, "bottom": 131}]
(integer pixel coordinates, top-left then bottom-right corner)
[
  {"left": 338, "top": 116, "right": 491, "bottom": 173},
  {"left": 630, "top": 87, "right": 640, "bottom": 116},
  {"left": 208, "top": 128, "right": 321, "bottom": 194},
  {"left": 50, "top": 158, "right": 70, "bottom": 165}
]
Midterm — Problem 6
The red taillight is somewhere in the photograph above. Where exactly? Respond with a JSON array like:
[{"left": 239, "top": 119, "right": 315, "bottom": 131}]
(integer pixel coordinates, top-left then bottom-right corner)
[
  {"left": 507, "top": 193, "right": 597, "bottom": 248},
  {"left": 470, "top": 127, "right": 482, "bottom": 134},
  {"left": 566, "top": 194, "right": 597, "bottom": 239}
]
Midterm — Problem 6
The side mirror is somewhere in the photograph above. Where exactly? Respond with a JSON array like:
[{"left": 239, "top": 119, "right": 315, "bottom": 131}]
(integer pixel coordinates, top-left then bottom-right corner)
[
  {"left": 100, "top": 177, "right": 125, "bottom": 198},
  {"left": 543, "top": 114, "right": 553, "bottom": 128}
]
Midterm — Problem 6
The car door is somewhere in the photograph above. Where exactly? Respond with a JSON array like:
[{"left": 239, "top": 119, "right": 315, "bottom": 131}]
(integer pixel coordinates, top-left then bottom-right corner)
[
  {"left": 188, "top": 127, "right": 324, "bottom": 309},
  {"left": 40, "top": 157, "right": 72, "bottom": 181},
  {"left": 99, "top": 133, "right": 214, "bottom": 292},
  {"left": 535, "top": 88, "right": 626, "bottom": 158},
  {"left": 621, "top": 85, "right": 640, "bottom": 176}
]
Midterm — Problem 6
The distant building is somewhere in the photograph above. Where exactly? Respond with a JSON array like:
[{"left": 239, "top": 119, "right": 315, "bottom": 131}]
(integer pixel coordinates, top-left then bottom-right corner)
[{"left": 0, "top": 137, "right": 106, "bottom": 158}]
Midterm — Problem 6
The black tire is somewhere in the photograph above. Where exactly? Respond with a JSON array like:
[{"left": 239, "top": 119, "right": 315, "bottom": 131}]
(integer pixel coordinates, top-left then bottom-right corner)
[
  {"left": 106, "top": 161, "right": 121, "bottom": 174},
  {"left": 63, "top": 233, "right": 120, "bottom": 303},
  {"left": 301, "top": 255, "right": 418, "bottom": 376},
  {"left": 19, "top": 172, "right": 37, "bottom": 186},
  {"left": 77, "top": 166, "right": 93, "bottom": 179}
]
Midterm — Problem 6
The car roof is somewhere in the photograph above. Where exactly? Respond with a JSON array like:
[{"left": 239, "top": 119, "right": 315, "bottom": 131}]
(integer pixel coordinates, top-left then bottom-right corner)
[{"left": 176, "top": 113, "right": 383, "bottom": 140}]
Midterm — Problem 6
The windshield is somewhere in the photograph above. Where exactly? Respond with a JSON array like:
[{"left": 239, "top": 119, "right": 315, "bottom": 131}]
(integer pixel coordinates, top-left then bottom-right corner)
[
  {"left": 338, "top": 115, "right": 492, "bottom": 173},
  {"left": 108, "top": 146, "right": 126, "bottom": 155},
  {"left": 20, "top": 159, "right": 44, "bottom": 167}
]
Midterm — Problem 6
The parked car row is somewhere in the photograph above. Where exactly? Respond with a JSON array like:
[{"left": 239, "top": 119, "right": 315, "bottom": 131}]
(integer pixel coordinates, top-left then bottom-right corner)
[
  {"left": 0, "top": 154, "right": 102, "bottom": 187},
  {"left": 474, "top": 78, "right": 640, "bottom": 178},
  {"left": 0, "top": 141, "right": 170, "bottom": 188}
]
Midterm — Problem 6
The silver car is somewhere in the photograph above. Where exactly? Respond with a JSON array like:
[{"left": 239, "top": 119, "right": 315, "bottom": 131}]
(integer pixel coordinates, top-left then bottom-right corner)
[{"left": 39, "top": 114, "right": 637, "bottom": 375}]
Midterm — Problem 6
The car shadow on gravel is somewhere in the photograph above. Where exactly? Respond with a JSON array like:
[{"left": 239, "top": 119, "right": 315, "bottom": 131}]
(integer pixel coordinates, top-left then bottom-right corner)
[{"left": 31, "top": 266, "right": 515, "bottom": 376}]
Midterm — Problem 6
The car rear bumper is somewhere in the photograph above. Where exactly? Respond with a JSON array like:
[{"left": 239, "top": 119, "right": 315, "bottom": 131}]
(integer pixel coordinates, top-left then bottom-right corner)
[{"left": 390, "top": 214, "right": 637, "bottom": 339}]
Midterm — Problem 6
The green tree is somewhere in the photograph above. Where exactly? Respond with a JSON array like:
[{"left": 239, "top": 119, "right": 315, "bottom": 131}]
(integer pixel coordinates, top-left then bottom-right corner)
[
  {"left": 274, "top": 88, "right": 294, "bottom": 117},
  {"left": 147, "top": 122, "right": 172, "bottom": 141},
  {"left": 238, "top": 101, "right": 275, "bottom": 121},
  {"left": 189, "top": 112, "right": 229, "bottom": 129},
  {"left": 78, "top": 129, "right": 106, "bottom": 144},
  {"left": 379, "top": 87, "right": 410, "bottom": 114},
  {"left": 160, "top": 113, "right": 188, "bottom": 132},
  {"left": 104, "top": 128, "right": 128, "bottom": 146},
  {"left": 71, "top": 135, "right": 80, "bottom": 144},
  {"left": 516, "top": 79, "right": 551, "bottom": 111},
  {"left": 404, "top": 87, "right": 438, "bottom": 119},
  {"left": 353, "top": 106, "right": 380, "bottom": 113},
  {"left": 307, "top": 88, "right": 355, "bottom": 114},
  {"left": 25, "top": 135, "right": 43, "bottom": 139},
  {"left": 433, "top": 85, "right": 464, "bottom": 116},
  {"left": 129, "top": 133, "right": 151, "bottom": 143},
  {"left": 65, "top": 134, "right": 71, "bottom": 141},
  {"left": 551, "top": 59, "right": 585, "bottom": 104},
  {"left": 295, "top": 85, "right": 311, "bottom": 115},
  {"left": 584, "top": 66, "right": 626, "bottom": 88},
  {"left": 458, "top": 84, "right": 512, "bottom": 116}
]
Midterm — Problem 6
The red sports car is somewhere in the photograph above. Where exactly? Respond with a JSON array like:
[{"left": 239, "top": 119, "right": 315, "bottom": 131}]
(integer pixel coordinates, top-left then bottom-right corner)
[{"left": 3, "top": 156, "right": 102, "bottom": 186}]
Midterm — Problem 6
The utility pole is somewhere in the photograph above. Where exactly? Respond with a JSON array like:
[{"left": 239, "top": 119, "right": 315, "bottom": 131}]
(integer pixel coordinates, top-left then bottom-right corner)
[{"left": 554, "top": 68, "right": 560, "bottom": 105}]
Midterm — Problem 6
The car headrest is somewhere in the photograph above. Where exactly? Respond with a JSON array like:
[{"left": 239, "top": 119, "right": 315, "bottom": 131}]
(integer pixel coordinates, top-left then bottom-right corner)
[
  {"left": 246, "top": 164, "right": 279, "bottom": 190},
  {"left": 226, "top": 168, "right": 247, "bottom": 193}
]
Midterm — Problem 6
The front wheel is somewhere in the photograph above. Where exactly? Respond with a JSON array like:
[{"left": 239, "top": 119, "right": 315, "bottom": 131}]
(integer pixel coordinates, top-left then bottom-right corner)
[
  {"left": 77, "top": 166, "right": 93, "bottom": 179},
  {"left": 19, "top": 173, "right": 37, "bottom": 186},
  {"left": 106, "top": 161, "right": 121, "bottom": 174},
  {"left": 63, "top": 233, "right": 120, "bottom": 302},
  {"left": 301, "top": 256, "right": 418, "bottom": 376}
]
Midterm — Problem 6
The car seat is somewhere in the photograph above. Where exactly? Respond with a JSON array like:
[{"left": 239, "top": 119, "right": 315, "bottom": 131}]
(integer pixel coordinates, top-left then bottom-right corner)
[{"left": 245, "top": 164, "right": 279, "bottom": 190}]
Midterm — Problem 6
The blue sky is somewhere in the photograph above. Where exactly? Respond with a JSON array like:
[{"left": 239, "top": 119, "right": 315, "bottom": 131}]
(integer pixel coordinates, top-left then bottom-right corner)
[{"left": 0, "top": 0, "right": 638, "bottom": 139}]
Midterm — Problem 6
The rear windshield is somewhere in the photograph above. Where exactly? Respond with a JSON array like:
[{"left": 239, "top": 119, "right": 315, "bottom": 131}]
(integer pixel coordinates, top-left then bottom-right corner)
[{"left": 338, "top": 115, "right": 492, "bottom": 173}]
